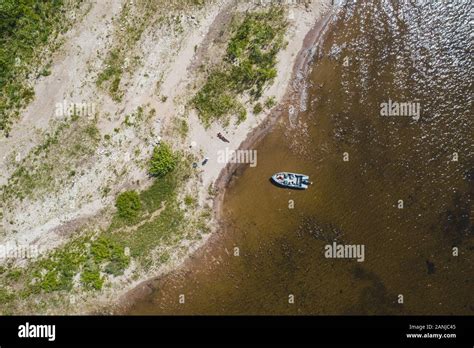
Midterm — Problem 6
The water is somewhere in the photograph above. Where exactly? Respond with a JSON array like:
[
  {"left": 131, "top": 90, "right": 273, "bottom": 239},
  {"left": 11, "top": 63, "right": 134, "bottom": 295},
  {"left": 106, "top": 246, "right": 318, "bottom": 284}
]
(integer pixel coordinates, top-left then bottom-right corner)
[{"left": 127, "top": 0, "right": 473, "bottom": 315}]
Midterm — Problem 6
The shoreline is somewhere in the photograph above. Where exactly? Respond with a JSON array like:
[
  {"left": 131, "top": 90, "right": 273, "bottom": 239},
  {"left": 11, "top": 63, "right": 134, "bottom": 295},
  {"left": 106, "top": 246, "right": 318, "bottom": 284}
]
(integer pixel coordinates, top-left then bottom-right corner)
[
  {"left": 116, "top": 6, "right": 336, "bottom": 314},
  {"left": 213, "top": 8, "right": 335, "bottom": 222}
]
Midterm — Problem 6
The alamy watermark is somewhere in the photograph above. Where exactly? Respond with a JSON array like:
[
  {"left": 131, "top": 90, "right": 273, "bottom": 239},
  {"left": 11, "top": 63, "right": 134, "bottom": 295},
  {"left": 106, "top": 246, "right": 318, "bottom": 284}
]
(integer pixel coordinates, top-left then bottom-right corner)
[
  {"left": 0, "top": 242, "right": 40, "bottom": 260},
  {"left": 18, "top": 322, "right": 55, "bottom": 342},
  {"left": 217, "top": 148, "right": 257, "bottom": 167},
  {"left": 380, "top": 99, "right": 421, "bottom": 121},
  {"left": 253, "top": 0, "right": 309, "bottom": 5},
  {"left": 55, "top": 99, "right": 96, "bottom": 119},
  {"left": 324, "top": 242, "right": 365, "bottom": 262}
]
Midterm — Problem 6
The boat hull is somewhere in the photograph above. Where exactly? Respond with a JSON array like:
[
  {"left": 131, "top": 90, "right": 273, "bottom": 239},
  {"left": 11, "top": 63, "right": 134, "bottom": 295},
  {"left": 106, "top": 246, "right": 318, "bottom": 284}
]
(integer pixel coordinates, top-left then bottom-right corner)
[{"left": 271, "top": 172, "right": 310, "bottom": 190}]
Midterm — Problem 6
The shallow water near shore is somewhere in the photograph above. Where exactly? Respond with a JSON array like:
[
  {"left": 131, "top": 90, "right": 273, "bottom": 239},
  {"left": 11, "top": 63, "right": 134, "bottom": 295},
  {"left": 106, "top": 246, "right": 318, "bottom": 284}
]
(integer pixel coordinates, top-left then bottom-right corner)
[{"left": 127, "top": 1, "right": 473, "bottom": 314}]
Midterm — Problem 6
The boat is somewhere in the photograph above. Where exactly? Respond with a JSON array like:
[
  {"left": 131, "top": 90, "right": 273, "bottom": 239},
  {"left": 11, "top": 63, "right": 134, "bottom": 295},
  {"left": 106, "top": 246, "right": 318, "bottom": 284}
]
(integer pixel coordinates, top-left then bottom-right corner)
[{"left": 271, "top": 172, "right": 311, "bottom": 190}]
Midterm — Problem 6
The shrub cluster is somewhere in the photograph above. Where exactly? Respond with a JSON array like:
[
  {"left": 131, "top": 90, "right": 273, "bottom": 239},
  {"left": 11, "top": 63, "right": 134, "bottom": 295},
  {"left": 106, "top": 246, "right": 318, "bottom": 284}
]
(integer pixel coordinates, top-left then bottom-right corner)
[
  {"left": 192, "top": 8, "right": 287, "bottom": 127},
  {"left": 149, "top": 143, "right": 177, "bottom": 178}
]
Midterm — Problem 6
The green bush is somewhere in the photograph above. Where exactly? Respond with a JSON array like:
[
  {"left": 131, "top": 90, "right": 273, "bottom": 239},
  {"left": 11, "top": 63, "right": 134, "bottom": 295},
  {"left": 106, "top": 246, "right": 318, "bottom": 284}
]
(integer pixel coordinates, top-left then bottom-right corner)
[
  {"left": 184, "top": 195, "right": 196, "bottom": 206},
  {"left": 115, "top": 191, "right": 141, "bottom": 219},
  {"left": 264, "top": 96, "right": 276, "bottom": 109},
  {"left": 90, "top": 237, "right": 113, "bottom": 262},
  {"left": 149, "top": 143, "right": 177, "bottom": 177},
  {"left": 253, "top": 103, "right": 263, "bottom": 114}
]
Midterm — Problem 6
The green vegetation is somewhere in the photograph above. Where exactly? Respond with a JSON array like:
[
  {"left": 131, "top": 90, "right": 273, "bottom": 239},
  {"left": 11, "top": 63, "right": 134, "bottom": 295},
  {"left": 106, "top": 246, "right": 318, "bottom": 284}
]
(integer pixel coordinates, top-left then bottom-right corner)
[
  {"left": 84, "top": 124, "right": 100, "bottom": 140},
  {"left": 192, "top": 71, "right": 247, "bottom": 127},
  {"left": 0, "top": 0, "right": 216, "bottom": 314},
  {"left": 95, "top": 0, "right": 157, "bottom": 101},
  {"left": 0, "top": 0, "right": 73, "bottom": 133},
  {"left": 80, "top": 264, "right": 104, "bottom": 290},
  {"left": 6, "top": 268, "right": 22, "bottom": 281},
  {"left": 2, "top": 234, "right": 131, "bottom": 296},
  {"left": 175, "top": 118, "right": 189, "bottom": 139},
  {"left": 192, "top": 8, "right": 287, "bottom": 127},
  {"left": 125, "top": 200, "right": 184, "bottom": 259},
  {"left": 96, "top": 0, "right": 200, "bottom": 101},
  {"left": 140, "top": 169, "right": 178, "bottom": 212},
  {"left": 96, "top": 48, "right": 123, "bottom": 101},
  {"left": 107, "top": 151, "right": 190, "bottom": 261},
  {"left": 207, "top": 183, "right": 217, "bottom": 197},
  {"left": 115, "top": 191, "right": 141, "bottom": 220},
  {"left": 0, "top": 148, "right": 208, "bottom": 313},
  {"left": 0, "top": 288, "right": 14, "bottom": 303},
  {"left": 264, "top": 96, "right": 276, "bottom": 109},
  {"left": 253, "top": 102, "right": 263, "bottom": 114},
  {"left": 1, "top": 115, "right": 101, "bottom": 201},
  {"left": 149, "top": 143, "right": 178, "bottom": 178},
  {"left": 38, "top": 63, "right": 52, "bottom": 77},
  {"left": 184, "top": 194, "right": 196, "bottom": 206},
  {"left": 225, "top": 9, "right": 286, "bottom": 98}
]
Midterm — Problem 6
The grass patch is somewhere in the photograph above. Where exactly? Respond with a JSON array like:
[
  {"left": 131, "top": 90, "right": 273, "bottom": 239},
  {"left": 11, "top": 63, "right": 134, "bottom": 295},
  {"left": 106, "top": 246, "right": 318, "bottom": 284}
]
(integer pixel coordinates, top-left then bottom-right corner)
[
  {"left": 122, "top": 201, "right": 185, "bottom": 259},
  {"left": 0, "top": 0, "right": 80, "bottom": 134},
  {"left": 140, "top": 172, "right": 178, "bottom": 213},
  {"left": 175, "top": 118, "right": 189, "bottom": 139},
  {"left": 6, "top": 268, "right": 22, "bottom": 281},
  {"left": 96, "top": 48, "right": 124, "bottom": 101},
  {"left": 5, "top": 234, "right": 131, "bottom": 296},
  {"left": 192, "top": 71, "right": 247, "bottom": 127},
  {"left": 0, "top": 287, "right": 14, "bottom": 303},
  {"left": 192, "top": 7, "right": 287, "bottom": 127},
  {"left": 184, "top": 194, "right": 196, "bottom": 206},
  {"left": 95, "top": 0, "right": 156, "bottom": 100},
  {"left": 80, "top": 264, "right": 104, "bottom": 290},
  {"left": 107, "top": 152, "right": 193, "bottom": 261}
]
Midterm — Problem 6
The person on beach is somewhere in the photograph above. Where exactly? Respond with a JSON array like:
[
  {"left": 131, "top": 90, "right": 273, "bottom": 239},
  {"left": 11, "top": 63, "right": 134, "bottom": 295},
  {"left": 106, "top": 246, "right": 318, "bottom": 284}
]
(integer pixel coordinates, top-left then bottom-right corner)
[{"left": 217, "top": 132, "right": 230, "bottom": 143}]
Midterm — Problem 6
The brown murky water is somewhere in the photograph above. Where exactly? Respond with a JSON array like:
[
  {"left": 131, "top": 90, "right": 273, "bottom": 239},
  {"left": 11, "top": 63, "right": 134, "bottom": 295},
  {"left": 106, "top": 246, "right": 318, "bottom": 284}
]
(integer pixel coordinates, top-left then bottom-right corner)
[{"left": 128, "top": 1, "right": 473, "bottom": 314}]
